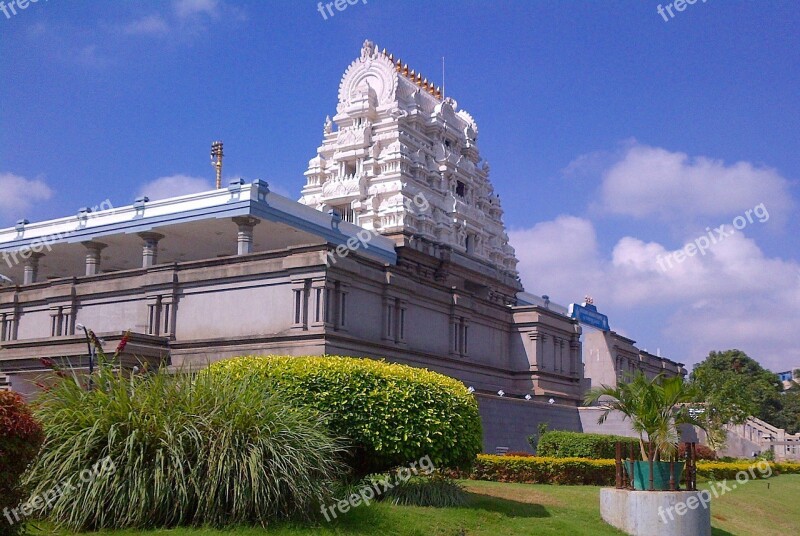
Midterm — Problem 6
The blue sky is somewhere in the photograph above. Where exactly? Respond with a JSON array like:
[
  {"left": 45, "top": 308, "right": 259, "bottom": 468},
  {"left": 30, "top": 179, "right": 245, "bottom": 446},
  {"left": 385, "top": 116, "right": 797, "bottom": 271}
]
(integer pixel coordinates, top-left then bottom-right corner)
[{"left": 1, "top": 0, "right": 798, "bottom": 372}]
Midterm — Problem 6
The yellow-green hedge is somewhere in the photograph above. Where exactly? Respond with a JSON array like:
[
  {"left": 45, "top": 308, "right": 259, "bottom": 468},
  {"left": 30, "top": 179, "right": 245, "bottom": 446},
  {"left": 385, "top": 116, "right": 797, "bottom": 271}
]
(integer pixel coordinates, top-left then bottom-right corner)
[
  {"left": 460, "top": 455, "right": 800, "bottom": 485},
  {"left": 697, "top": 461, "right": 800, "bottom": 480},
  {"left": 209, "top": 355, "right": 482, "bottom": 473}
]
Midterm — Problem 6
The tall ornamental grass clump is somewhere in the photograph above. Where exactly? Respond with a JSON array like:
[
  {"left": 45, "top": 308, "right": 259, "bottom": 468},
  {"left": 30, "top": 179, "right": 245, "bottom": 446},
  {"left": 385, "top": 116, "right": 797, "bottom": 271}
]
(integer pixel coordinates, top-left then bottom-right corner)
[
  {"left": 1, "top": 391, "right": 45, "bottom": 536},
  {"left": 24, "top": 364, "right": 346, "bottom": 531},
  {"left": 382, "top": 475, "right": 468, "bottom": 507},
  {"left": 209, "top": 356, "right": 483, "bottom": 474}
]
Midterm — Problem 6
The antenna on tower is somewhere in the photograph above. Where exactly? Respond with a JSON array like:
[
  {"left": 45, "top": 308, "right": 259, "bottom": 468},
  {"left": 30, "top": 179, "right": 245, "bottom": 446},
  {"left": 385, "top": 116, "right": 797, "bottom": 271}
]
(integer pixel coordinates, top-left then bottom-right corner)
[
  {"left": 441, "top": 56, "right": 445, "bottom": 99},
  {"left": 210, "top": 141, "right": 224, "bottom": 189}
]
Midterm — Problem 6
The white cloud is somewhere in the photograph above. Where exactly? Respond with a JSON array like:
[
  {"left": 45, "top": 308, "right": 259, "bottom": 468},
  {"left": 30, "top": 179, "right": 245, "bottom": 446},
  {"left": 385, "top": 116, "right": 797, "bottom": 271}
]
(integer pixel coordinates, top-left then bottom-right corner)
[
  {"left": 592, "top": 143, "right": 793, "bottom": 224},
  {"left": 509, "top": 216, "right": 603, "bottom": 304},
  {"left": 0, "top": 172, "right": 54, "bottom": 221},
  {"left": 509, "top": 216, "right": 800, "bottom": 372},
  {"left": 119, "top": 1, "right": 244, "bottom": 42},
  {"left": 26, "top": 21, "right": 48, "bottom": 38},
  {"left": 663, "top": 296, "right": 800, "bottom": 373},
  {"left": 74, "top": 44, "right": 110, "bottom": 68},
  {"left": 138, "top": 175, "right": 212, "bottom": 201},
  {"left": 124, "top": 15, "right": 170, "bottom": 36},
  {"left": 561, "top": 144, "right": 628, "bottom": 181},
  {"left": 174, "top": 0, "right": 220, "bottom": 19}
]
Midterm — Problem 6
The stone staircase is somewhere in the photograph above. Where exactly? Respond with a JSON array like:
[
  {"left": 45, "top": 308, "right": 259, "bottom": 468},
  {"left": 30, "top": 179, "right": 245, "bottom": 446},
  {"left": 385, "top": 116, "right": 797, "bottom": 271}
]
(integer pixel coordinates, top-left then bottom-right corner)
[
  {"left": 724, "top": 416, "right": 800, "bottom": 461},
  {"left": 0, "top": 373, "right": 10, "bottom": 391}
]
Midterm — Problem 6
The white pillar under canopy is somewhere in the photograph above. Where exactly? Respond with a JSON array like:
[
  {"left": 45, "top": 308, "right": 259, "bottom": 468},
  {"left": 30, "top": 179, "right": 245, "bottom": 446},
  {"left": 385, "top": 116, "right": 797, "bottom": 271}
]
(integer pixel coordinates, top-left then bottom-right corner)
[
  {"left": 137, "top": 232, "right": 164, "bottom": 268},
  {"left": 82, "top": 241, "right": 107, "bottom": 276},
  {"left": 23, "top": 252, "right": 44, "bottom": 285},
  {"left": 232, "top": 217, "right": 260, "bottom": 255}
]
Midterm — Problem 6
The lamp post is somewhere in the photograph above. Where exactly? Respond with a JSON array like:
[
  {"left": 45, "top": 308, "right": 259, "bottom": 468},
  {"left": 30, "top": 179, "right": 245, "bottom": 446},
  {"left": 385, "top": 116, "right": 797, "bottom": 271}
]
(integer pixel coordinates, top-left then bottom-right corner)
[
  {"left": 210, "top": 141, "right": 224, "bottom": 189},
  {"left": 75, "top": 323, "right": 95, "bottom": 390}
]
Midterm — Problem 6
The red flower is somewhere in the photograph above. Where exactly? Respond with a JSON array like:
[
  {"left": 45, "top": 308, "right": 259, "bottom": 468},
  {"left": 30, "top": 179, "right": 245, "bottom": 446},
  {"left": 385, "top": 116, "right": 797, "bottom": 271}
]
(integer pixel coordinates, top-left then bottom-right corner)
[
  {"left": 115, "top": 331, "right": 131, "bottom": 356},
  {"left": 40, "top": 357, "right": 56, "bottom": 369}
]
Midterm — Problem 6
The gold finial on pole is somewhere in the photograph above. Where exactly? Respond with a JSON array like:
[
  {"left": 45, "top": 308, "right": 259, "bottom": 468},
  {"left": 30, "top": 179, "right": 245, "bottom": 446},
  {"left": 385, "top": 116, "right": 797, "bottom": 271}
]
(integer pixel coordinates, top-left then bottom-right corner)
[{"left": 210, "top": 140, "right": 224, "bottom": 189}]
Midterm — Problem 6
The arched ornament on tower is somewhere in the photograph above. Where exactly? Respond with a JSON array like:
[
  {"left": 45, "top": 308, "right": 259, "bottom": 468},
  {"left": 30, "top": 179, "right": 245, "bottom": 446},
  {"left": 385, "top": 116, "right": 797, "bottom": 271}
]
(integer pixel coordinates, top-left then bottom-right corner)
[{"left": 337, "top": 40, "right": 399, "bottom": 113}]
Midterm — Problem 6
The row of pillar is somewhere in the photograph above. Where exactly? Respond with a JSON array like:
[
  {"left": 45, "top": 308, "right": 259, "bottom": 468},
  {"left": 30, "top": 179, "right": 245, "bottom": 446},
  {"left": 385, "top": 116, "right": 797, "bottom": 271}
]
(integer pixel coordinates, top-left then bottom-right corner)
[{"left": 19, "top": 217, "right": 261, "bottom": 284}]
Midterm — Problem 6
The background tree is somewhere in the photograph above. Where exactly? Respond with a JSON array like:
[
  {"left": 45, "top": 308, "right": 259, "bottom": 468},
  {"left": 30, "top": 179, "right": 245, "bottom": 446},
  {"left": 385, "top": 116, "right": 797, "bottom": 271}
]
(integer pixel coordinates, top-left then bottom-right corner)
[
  {"left": 773, "top": 385, "right": 800, "bottom": 434},
  {"left": 690, "top": 349, "right": 784, "bottom": 428}
]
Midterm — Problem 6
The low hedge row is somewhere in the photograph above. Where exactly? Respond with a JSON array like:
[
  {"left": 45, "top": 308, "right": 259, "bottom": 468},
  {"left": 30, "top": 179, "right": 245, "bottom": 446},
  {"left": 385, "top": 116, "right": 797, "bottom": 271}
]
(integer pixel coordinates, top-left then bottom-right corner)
[
  {"left": 460, "top": 455, "right": 800, "bottom": 485},
  {"left": 537, "top": 431, "right": 638, "bottom": 459},
  {"left": 536, "top": 431, "right": 719, "bottom": 461},
  {"left": 467, "top": 455, "right": 616, "bottom": 485},
  {"left": 697, "top": 461, "right": 800, "bottom": 480}
]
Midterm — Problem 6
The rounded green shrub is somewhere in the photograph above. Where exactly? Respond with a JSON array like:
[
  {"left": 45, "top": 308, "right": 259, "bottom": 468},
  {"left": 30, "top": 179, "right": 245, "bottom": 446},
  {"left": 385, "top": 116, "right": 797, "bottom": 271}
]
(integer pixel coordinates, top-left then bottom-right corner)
[
  {"left": 210, "top": 356, "right": 483, "bottom": 473},
  {"left": 25, "top": 365, "right": 345, "bottom": 530},
  {"left": 1, "top": 391, "right": 44, "bottom": 536}
]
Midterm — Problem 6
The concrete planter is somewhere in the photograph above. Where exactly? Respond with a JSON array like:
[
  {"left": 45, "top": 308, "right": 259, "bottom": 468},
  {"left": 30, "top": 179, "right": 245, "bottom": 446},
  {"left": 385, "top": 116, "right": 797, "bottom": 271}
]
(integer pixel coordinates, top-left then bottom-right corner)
[{"left": 600, "top": 488, "right": 711, "bottom": 536}]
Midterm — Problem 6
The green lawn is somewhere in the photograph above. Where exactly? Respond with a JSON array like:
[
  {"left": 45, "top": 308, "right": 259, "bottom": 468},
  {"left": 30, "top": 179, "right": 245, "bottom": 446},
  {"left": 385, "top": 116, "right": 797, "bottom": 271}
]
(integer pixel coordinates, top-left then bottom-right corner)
[
  {"left": 30, "top": 475, "right": 800, "bottom": 536},
  {"left": 699, "top": 474, "right": 800, "bottom": 535}
]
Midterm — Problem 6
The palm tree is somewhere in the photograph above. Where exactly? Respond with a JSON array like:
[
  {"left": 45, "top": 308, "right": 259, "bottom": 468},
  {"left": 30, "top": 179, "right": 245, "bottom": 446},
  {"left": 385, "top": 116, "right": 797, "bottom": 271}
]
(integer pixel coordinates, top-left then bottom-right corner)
[{"left": 585, "top": 372, "right": 706, "bottom": 464}]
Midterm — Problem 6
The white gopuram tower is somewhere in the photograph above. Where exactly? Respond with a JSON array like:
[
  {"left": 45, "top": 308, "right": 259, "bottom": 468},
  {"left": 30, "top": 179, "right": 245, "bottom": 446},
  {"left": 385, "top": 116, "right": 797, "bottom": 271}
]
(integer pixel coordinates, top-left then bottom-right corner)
[{"left": 299, "top": 40, "right": 518, "bottom": 278}]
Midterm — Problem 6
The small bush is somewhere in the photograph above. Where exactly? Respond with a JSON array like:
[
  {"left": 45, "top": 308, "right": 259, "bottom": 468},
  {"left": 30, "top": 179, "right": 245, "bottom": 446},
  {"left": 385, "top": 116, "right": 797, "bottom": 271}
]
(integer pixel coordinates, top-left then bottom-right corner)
[
  {"left": 210, "top": 356, "right": 482, "bottom": 473},
  {"left": 1, "top": 391, "right": 44, "bottom": 536},
  {"left": 757, "top": 449, "right": 775, "bottom": 461},
  {"left": 537, "top": 431, "right": 638, "bottom": 459},
  {"left": 526, "top": 422, "right": 550, "bottom": 454},
  {"left": 678, "top": 443, "right": 717, "bottom": 460},
  {"left": 25, "top": 365, "right": 345, "bottom": 530},
  {"left": 382, "top": 475, "right": 468, "bottom": 507}
]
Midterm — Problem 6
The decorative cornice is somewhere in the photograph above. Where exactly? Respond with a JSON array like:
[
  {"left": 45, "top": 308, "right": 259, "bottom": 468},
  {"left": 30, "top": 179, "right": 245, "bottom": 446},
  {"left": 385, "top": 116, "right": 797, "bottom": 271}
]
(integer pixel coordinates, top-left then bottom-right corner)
[{"left": 367, "top": 40, "right": 442, "bottom": 99}]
